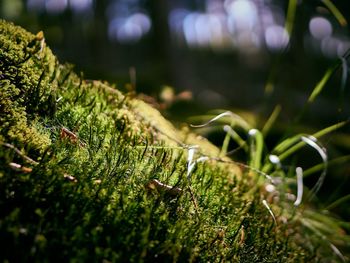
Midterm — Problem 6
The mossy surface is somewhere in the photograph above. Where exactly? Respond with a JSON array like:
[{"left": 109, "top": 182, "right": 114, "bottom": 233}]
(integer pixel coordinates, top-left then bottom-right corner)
[{"left": 0, "top": 20, "right": 349, "bottom": 262}]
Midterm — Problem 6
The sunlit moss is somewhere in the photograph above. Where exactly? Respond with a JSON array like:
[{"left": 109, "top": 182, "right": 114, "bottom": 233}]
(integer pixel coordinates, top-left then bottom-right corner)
[
  {"left": 0, "top": 20, "right": 57, "bottom": 152},
  {"left": 0, "top": 20, "right": 348, "bottom": 262}
]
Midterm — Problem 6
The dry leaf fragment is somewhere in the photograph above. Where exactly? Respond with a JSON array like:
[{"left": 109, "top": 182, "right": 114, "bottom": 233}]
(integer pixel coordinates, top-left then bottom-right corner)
[
  {"left": 64, "top": 173, "right": 78, "bottom": 183},
  {"left": 239, "top": 225, "right": 245, "bottom": 246},
  {"left": 60, "top": 127, "right": 78, "bottom": 143},
  {"left": 60, "top": 127, "right": 86, "bottom": 147},
  {"left": 145, "top": 179, "right": 182, "bottom": 196},
  {"left": 9, "top": 162, "right": 33, "bottom": 173},
  {"left": 35, "top": 31, "right": 46, "bottom": 54}
]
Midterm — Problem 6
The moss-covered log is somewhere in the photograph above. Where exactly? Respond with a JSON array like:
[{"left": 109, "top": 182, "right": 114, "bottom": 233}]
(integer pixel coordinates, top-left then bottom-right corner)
[{"left": 0, "top": 20, "right": 349, "bottom": 262}]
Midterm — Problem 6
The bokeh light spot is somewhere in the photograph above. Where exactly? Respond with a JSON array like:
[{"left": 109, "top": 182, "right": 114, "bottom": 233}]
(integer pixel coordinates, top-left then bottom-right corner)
[
  {"left": 27, "top": 0, "right": 45, "bottom": 12},
  {"left": 108, "top": 12, "right": 151, "bottom": 44},
  {"left": 69, "top": 0, "right": 93, "bottom": 13},
  {"left": 45, "top": 0, "right": 67, "bottom": 14},
  {"left": 265, "top": 25, "right": 289, "bottom": 51},
  {"left": 225, "top": 0, "right": 257, "bottom": 31},
  {"left": 309, "top": 17, "right": 332, "bottom": 40}
]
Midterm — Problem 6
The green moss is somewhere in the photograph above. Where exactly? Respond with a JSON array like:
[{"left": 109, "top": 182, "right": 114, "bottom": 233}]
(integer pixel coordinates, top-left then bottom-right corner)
[
  {"left": 0, "top": 20, "right": 57, "bottom": 152},
  {"left": 0, "top": 20, "right": 349, "bottom": 262}
]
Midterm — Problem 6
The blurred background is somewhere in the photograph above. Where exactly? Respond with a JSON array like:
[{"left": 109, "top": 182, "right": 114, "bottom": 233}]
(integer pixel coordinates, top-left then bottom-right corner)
[{"left": 1, "top": 0, "right": 350, "bottom": 218}]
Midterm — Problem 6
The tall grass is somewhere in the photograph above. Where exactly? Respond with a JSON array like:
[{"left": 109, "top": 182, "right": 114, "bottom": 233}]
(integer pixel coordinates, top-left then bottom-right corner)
[{"left": 187, "top": 3, "right": 350, "bottom": 259}]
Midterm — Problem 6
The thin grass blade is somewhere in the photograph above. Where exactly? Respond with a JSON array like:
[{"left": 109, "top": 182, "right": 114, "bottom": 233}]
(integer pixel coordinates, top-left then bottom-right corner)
[
  {"left": 300, "top": 136, "right": 328, "bottom": 199},
  {"left": 322, "top": 0, "right": 347, "bottom": 26},
  {"left": 277, "top": 121, "right": 346, "bottom": 162},
  {"left": 190, "top": 111, "right": 251, "bottom": 131},
  {"left": 248, "top": 129, "right": 264, "bottom": 170},
  {"left": 285, "top": 0, "right": 298, "bottom": 36},
  {"left": 326, "top": 194, "right": 350, "bottom": 211},
  {"left": 329, "top": 243, "right": 346, "bottom": 262},
  {"left": 262, "top": 105, "right": 281, "bottom": 136},
  {"left": 263, "top": 121, "right": 345, "bottom": 174},
  {"left": 308, "top": 64, "right": 338, "bottom": 103},
  {"left": 301, "top": 217, "right": 346, "bottom": 262},
  {"left": 303, "top": 155, "right": 350, "bottom": 178},
  {"left": 223, "top": 125, "right": 248, "bottom": 152},
  {"left": 220, "top": 127, "right": 232, "bottom": 157}
]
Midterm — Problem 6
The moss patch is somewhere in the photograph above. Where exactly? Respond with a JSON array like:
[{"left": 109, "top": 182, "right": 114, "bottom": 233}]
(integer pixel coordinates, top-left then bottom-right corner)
[{"left": 0, "top": 20, "right": 349, "bottom": 262}]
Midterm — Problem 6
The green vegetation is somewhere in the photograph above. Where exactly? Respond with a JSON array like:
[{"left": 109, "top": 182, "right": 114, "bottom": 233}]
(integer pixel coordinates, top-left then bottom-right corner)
[{"left": 0, "top": 20, "right": 349, "bottom": 262}]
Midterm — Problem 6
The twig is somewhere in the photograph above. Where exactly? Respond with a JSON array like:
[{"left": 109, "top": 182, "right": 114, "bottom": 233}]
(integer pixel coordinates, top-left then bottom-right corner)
[
  {"left": 0, "top": 142, "right": 39, "bottom": 165},
  {"left": 145, "top": 179, "right": 182, "bottom": 196}
]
